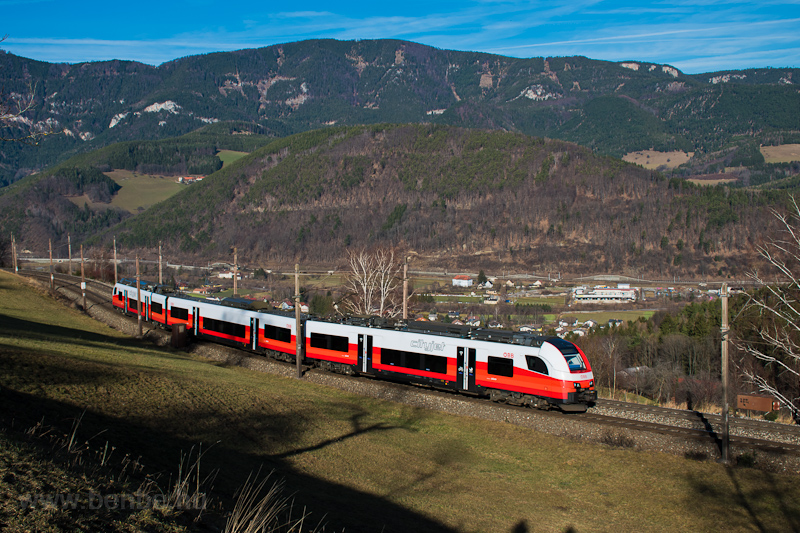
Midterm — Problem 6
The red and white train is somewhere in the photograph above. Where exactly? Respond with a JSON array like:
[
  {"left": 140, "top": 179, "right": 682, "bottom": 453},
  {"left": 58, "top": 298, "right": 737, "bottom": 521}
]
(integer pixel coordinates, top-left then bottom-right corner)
[{"left": 112, "top": 279, "right": 597, "bottom": 411}]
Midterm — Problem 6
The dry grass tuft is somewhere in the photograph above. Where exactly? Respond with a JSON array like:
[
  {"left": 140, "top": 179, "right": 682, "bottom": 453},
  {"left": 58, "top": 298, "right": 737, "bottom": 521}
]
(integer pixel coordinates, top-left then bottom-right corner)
[{"left": 225, "top": 469, "right": 315, "bottom": 533}]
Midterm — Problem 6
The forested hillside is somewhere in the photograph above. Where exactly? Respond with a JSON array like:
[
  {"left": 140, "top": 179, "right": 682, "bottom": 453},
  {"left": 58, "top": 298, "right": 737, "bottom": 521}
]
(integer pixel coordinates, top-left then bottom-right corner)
[
  {"left": 83, "top": 124, "right": 786, "bottom": 277},
  {"left": 0, "top": 123, "right": 273, "bottom": 252},
  {"left": 2, "top": 39, "right": 799, "bottom": 187}
]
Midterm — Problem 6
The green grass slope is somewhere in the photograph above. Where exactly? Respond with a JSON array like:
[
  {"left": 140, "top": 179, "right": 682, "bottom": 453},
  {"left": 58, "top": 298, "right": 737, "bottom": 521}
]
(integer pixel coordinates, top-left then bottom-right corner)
[{"left": 1, "top": 270, "right": 799, "bottom": 532}]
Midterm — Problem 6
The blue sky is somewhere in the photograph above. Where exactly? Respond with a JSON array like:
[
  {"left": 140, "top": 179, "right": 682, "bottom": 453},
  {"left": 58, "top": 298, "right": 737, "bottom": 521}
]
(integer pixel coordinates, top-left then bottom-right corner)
[{"left": 1, "top": 0, "right": 798, "bottom": 73}]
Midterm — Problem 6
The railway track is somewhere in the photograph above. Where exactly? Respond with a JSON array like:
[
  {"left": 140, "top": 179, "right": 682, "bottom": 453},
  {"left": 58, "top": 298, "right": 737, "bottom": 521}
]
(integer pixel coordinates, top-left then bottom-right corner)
[
  {"left": 10, "top": 268, "right": 800, "bottom": 467},
  {"left": 596, "top": 398, "right": 800, "bottom": 443}
]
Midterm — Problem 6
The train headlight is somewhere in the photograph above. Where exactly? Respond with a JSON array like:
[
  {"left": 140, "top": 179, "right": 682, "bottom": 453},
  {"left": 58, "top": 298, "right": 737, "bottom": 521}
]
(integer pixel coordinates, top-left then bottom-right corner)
[
  {"left": 574, "top": 382, "right": 580, "bottom": 389},
  {"left": 590, "top": 380, "right": 594, "bottom": 388}
]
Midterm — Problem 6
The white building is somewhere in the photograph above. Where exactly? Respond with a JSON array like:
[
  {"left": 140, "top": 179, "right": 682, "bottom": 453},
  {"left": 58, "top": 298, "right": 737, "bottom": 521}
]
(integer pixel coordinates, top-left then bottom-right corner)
[
  {"left": 573, "top": 286, "right": 637, "bottom": 303},
  {"left": 452, "top": 275, "right": 473, "bottom": 287}
]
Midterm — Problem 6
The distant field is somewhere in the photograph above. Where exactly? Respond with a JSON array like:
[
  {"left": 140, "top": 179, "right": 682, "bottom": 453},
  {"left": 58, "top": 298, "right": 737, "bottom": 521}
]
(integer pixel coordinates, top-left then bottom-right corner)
[
  {"left": 217, "top": 150, "right": 249, "bottom": 167},
  {"left": 67, "top": 170, "right": 184, "bottom": 213},
  {"left": 66, "top": 153, "right": 247, "bottom": 213},
  {"left": 566, "top": 309, "right": 656, "bottom": 324},
  {"left": 687, "top": 177, "right": 739, "bottom": 186},
  {"left": 622, "top": 150, "right": 693, "bottom": 169},
  {"left": 761, "top": 144, "right": 800, "bottom": 163}
]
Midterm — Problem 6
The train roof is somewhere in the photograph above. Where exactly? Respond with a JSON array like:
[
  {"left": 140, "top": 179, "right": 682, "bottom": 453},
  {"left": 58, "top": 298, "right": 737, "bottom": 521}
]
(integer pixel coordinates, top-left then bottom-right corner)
[
  {"left": 321, "top": 316, "right": 563, "bottom": 347},
  {"left": 117, "top": 278, "right": 150, "bottom": 289}
]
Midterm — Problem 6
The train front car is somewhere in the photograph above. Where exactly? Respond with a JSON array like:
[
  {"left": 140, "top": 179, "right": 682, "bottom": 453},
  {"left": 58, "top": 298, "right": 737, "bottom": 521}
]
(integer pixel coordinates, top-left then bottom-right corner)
[
  {"left": 539, "top": 337, "right": 596, "bottom": 411},
  {"left": 472, "top": 333, "right": 596, "bottom": 412}
]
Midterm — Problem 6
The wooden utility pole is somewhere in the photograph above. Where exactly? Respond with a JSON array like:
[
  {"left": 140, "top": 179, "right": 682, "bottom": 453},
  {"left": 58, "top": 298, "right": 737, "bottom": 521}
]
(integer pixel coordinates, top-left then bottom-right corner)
[
  {"left": 158, "top": 241, "right": 163, "bottom": 285},
  {"left": 80, "top": 245, "right": 86, "bottom": 311},
  {"left": 720, "top": 283, "right": 730, "bottom": 463},
  {"left": 49, "top": 239, "right": 54, "bottom": 292},
  {"left": 233, "top": 247, "right": 238, "bottom": 296},
  {"left": 295, "top": 263, "right": 302, "bottom": 379},
  {"left": 113, "top": 237, "right": 118, "bottom": 284},
  {"left": 68, "top": 235, "right": 72, "bottom": 276},
  {"left": 403, "top": 260, "right": 409, "bottom": 320},
  {"left": 136, "top": 256, "right": 142, "bottom": 337}
]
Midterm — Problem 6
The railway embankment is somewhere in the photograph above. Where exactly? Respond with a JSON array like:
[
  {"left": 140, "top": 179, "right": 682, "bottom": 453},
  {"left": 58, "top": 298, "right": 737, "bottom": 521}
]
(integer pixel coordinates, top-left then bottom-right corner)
[{"left": 31, "top": 270, "right": 800, "bottom": 474}]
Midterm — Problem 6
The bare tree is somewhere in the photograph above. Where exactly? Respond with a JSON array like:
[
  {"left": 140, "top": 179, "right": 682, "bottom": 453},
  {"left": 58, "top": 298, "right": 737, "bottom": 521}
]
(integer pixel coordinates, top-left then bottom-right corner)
[
  {"left": 738, "top": 196, "right": 800, "bottom": 422},
  {"left": 0, "top": 235, "right": 10, "bottom": 267},
  {"left": 603, "top": 335, "right": 622, "bottom": 399},
  {"left": 1, "top": 35, "right": 58, "bottom": 144},
  {"left": 343, "top": 248, "right": 403, "bottom": 317}
]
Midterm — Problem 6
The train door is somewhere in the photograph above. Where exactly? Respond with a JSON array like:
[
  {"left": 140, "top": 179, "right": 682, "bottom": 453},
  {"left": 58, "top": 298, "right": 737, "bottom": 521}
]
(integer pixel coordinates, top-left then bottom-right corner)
[
  {"left": 250, "top": 317, "right": 258, "bottom": 351},
  {"left": 457, "top": 347, "right": 477, "bottom": 391},
  {"left": 145, "top": 295, "right": 151, "bottom": 321},
  {"left": 357, "top": 334, "right": 374, "bottom": 374},
  {"left": 193, "top": 307, "right": 199, "bottom": 336}
]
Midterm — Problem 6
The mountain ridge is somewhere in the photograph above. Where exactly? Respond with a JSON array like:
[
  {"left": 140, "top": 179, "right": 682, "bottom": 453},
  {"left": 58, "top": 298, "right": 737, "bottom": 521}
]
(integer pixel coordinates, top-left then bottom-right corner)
[{"left": 2, "top": 38, "right": 799, "bottom": 187}]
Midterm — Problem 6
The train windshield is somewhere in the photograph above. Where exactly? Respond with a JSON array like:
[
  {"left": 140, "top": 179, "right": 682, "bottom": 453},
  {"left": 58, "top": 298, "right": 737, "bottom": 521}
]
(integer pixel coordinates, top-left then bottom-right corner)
[
  {"left": 562, "top": 351, "right": 586, "bottom": 371},
  {"left": 547, "top": 338, "right": 586, "bottom": 371}
]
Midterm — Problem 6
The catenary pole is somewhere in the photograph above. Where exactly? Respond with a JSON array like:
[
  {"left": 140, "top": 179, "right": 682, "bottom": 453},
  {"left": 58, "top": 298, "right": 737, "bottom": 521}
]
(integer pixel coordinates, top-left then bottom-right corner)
[
  {"left": 295, "top": 263, "right": 302, "bottom": 379},
  {"left": 113, "top": 237, "right": 118, "bottom": 284},
  {"left": 80, "top": 245, "right": 86, "bottom": 311},
  {"left": 159, "top": 241, "right": 163, "bottom": 285},
  {"left": 68, "top": 234, "right": 72, "bottom": 276},
  {"left": 49, "top": 239, "right": 54, "bottom": 292},
  {"left": 403, "top": 260, "right": 408, "bottom": 320},
  {"left": 136, "top": 256, "right": 142, "bottom": 337},
  {"left": 721, "top": 283, "right": 730, "bottom": 463},
  {"left": 11, "top": 233, "right": 17, "bottom": 273}
]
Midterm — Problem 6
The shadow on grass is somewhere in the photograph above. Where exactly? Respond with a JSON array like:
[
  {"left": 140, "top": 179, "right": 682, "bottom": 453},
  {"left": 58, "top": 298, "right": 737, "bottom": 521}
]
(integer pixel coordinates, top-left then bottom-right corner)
[
  {"left": 684, "top": 466, "right": 800, "bottom": 532},
  {"left": 0, "top": 386, "right": 460, "bottom": 533},
  {"left": 0, "top": 313, "right": 144, "bottom": 354}
]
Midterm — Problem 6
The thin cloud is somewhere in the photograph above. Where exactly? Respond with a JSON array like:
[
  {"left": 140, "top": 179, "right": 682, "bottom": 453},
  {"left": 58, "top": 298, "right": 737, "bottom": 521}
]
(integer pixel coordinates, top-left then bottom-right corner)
[{"left": 0, "top": 0, "right": 797, "bottom": 72}]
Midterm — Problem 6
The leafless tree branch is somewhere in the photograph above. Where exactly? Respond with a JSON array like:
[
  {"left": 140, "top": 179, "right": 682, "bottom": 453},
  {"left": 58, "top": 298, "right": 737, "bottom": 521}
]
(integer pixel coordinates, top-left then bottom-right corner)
[
  {"left": 343, "top": 247, "right": 403, "bottom": 317},
  {"left": 1, "top": 35, "right": 60, "bottom": 144},
  {"left": 738, "top": 195, "right": 800, "bottom": 422}
]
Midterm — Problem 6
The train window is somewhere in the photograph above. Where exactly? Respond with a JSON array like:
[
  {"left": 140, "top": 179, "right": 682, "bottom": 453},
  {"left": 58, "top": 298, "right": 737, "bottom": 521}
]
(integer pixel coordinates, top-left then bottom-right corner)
[
  {"left": 129, "top": 298, "right": 138, "bottom": 311},
  {"left": 151, "top": 302, "right": 163, "bottom": 315},
  {"left": 563, "top": 352, "right": 586, "bottom": 372},
  {"left": 381, "top": 349, "right": 402, "bottom": 366},
  {"left": 381, "top": 348, "right": 448, "bottom": 374},
  {"left": 310, "top": 332, "right": 350, "bottom": 353},
  {"left": 171, "top": 307, "right": 189, "bottom": 321},
  {"left": 487, "top": 356, "right": 514, "bottom": 377},
  {"left": 203, "top": 317, "right": 246, "bottom": 338},
  {"left": 525, "top": 355, "right": 548, "bottom": 375},
  {"left": 547, "top": 338, "right": 587, "bottom": 371},
  {"left": 264, "top": 324, "right": 291, "bottom": 343},
  {"left": 405, "top": 352, "right": 421, "bottom": 370},
  {"left": 425, "top": 354, "right": 448, "bottom": 374}
]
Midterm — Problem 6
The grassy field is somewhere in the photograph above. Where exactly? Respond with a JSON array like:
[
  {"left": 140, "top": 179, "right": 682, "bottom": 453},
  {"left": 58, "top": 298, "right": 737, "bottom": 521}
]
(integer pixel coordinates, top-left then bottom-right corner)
[
  {"left": 622, "top": 150, "right": 693, "bottom": 169},
  {"left": 1, "top": 271, "right": 799, "bottom": 532},
  {"left": 687, "top": 177, "right": 739, "bottom": 186},
  {"left": 565, "top": 309, "right": 657, "bottom": 324},
  {"left": 761, "top": 144, "right": 800, "bottom": 164},
  {"left": 105, "top": 170, "right": 185, "bottom": 212},
  {"left": 217, "top": 150, "right": 249, "bottom": 167},
  {"left": 66, "top": 170, "right": 185, "bottom": 213}
]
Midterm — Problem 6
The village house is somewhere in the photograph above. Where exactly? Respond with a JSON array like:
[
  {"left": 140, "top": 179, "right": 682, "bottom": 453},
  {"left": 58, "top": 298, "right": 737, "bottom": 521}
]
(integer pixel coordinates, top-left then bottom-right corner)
[
  {"left": 177, "top": 176, "right": 205, "bottom": 184},
  {"left": 452, "top": 274, "right": 473, "bottom": 287}
]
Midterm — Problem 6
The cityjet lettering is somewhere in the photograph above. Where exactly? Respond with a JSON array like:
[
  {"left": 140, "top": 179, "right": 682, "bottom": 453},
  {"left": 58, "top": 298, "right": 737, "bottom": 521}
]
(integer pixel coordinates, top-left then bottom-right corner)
[{"left": 410, "top": 339, "right": 446, "bottom": 352}]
